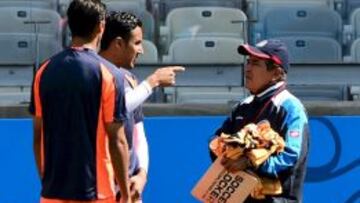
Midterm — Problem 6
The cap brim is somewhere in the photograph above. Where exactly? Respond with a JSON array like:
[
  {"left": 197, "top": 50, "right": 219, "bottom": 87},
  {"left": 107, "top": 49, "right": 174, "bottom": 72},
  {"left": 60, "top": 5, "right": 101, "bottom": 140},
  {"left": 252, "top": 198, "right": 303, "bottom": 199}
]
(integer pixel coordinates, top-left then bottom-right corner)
[{"left": 238, "top": 44, "right": 270, "bottom": 60}]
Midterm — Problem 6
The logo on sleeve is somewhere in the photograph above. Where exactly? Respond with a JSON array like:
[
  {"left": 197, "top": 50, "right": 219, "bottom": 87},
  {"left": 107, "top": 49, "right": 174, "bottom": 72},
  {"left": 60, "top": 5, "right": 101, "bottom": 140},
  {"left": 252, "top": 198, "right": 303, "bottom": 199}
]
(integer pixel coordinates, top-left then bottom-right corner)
[
  {"left": 125, "top": 74, "right": 138, "bottom": 89},
  {"left": 289, "top": 130, "right": 300, "bottom": 138}
]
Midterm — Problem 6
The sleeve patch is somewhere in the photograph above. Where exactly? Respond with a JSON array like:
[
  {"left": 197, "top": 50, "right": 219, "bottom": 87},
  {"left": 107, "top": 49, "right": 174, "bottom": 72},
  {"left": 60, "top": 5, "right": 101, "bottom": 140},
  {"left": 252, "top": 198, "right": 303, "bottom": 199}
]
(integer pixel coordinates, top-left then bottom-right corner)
[{"left": 289, "top": 130, "right": 300, "bottom": 138}]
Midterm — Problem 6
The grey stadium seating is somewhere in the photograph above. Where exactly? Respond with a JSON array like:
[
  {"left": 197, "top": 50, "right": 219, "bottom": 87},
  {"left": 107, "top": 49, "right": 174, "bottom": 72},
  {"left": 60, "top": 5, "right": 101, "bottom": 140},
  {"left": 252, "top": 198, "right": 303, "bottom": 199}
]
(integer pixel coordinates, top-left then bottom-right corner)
[
  {"left": 345, "top": 0, "right": 360, "bottom": 22},
  {"left": 275, "top": 36, "right": 342, "bottom": 63},
  {"left": 164, "top": 86, "right": 247, "bottom": 104},
  {"left": 162, "top": 37, "right": 244, "bottom": 64},
  {"left": 105, "top": 2, "right": 155, "bottom": 41},
  {"left": 0, "top": 0, "right": 57, "bottom": 9},
  {"left": 348, "top": 38, "right": 360, "bottom": 62},
  {"left": 251, "top": 5, "right": 343, "bottom": 63},
  {"left": 0, "top": 7, "right": 62, "bottom": 65},
  {"left": 57, "top": 0, "right": 148, "bottom": 18},
  {"left": 154, "top": 0, "right": 244, "bottom": 22},
  {"left": 0, "top": 87, "right": 30, "bottom": 105},
  {"left": 0, "top": 33, "right": 62, "bottom": 65},
  {"left": 349, "top": 8, "right": 360, "bottom": 39},
  {"left": 137, "top": 40, "right": 159, "bottom": 64},
  {"left": 247, "top": 0, "right": 337, "bottom": 43},
  {"left": 0, "top": 7, "right": 62, "bottom": 37},
  {"left": 246, "top": 0, "right": 336, "bottom": 21},
  {"left": 160, "top": 7, "right": 247, "bottom": 52},
  {"left": 0, "top": 6, "right": 62, "bottom": 89},
  {"left": 288, "top": 84, "right": 349, "bottom": 101},
  {"left": 104, "top": 0, "right": 147, "bottom": 13},
  {"left": 263, "top": 6, "right": 342, "bottom": 41},
  {"left": 350, "top": 85, "right": 360, "bottom": 100}
]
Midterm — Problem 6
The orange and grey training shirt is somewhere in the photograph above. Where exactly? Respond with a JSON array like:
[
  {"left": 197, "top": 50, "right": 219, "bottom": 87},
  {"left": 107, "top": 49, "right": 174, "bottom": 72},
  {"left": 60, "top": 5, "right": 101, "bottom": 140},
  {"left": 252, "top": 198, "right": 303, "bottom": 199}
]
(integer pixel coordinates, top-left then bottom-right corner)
[{"left": 29, "top": 47, "right": 127, "bottom": 201}]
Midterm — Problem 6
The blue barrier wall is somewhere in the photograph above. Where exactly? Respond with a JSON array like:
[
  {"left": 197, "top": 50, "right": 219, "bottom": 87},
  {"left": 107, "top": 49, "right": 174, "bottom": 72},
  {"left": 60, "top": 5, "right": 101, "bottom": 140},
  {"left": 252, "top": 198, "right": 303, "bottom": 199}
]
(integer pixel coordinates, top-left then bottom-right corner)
[{"left": 0, "top": 116, "right": 359, "bottom": 203}]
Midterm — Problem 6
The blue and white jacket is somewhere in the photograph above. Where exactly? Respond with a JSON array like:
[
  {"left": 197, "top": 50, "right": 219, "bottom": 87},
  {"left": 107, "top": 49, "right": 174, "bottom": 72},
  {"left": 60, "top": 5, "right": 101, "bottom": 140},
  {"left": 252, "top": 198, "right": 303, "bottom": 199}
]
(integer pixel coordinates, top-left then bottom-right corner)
[{"left": 212, "top": 81, "right": 310, "bottom": 202}]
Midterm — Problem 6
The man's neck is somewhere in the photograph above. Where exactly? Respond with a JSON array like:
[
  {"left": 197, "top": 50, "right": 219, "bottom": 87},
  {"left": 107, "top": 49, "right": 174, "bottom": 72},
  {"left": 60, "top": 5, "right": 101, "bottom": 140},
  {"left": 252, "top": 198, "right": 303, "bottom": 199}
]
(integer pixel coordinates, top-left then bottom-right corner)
[
  {"left": 71, "top": 36, "right": 99, "bottom": 51},
  {"left": 99, "top": 50, "right": 130, "bottom": 70},
  {"left": 99, "top": 50, "right": 120, "bottom": 67},
  {"left": 99, "top": 50, "right": 112, "bottom": 61}
]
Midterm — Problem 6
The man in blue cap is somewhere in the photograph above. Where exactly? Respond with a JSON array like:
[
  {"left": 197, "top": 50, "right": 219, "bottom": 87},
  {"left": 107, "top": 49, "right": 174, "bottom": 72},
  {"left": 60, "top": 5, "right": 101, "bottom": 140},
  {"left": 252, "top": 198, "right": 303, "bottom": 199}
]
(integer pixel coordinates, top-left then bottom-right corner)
[{"left": 210, "top": 39, "right": 310, "bottom": 203}]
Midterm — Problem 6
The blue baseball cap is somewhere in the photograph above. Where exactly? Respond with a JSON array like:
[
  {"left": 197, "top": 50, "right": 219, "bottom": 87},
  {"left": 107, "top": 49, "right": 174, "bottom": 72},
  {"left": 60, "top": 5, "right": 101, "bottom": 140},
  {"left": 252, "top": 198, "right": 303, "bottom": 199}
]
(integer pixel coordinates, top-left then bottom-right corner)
[{"left": 238, "top": 39, "right": 290, "bottom": 73}]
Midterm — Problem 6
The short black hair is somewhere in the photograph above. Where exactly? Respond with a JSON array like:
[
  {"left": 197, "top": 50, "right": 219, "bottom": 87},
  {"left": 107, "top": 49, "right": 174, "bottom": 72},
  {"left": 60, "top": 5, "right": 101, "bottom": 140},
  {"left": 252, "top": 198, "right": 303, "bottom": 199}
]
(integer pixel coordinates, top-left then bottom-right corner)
[
  {"left": 266, "top": 60, "right": 286, "bottom": 81},
  {"left": 265, "top": 60, "right": 278, "bottom": 71},
  {"left": 67, "top": 0, "right": 106, "bottom": 39},
  {"left": 101, "top": 11, "right": 142, "bottom": 50}
]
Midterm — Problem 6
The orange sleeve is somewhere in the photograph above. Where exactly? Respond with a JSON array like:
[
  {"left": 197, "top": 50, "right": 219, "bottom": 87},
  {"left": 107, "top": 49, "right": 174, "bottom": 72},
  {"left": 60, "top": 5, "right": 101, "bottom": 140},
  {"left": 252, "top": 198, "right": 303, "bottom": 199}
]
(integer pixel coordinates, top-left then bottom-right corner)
[
  {"left": 33, "top": 60, "right": 50, "bottom": 117},
  {"left": 100, "top": 63, "right": 127, "bottom": 123},
  {"left": 100, "top": 64, "right": 117, "bottom": 123}
]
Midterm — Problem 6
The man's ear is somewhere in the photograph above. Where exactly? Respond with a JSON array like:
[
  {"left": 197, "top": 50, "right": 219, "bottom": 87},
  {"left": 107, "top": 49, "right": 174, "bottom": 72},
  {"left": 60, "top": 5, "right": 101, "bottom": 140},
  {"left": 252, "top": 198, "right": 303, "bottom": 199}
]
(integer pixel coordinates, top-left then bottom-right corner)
[
  {"left": 273, "top": 66, "right": 284, "bottom": 81},
  {"left": 99, "top": 20, "right": 105, "bottom": 35},
  {"left": 115, "top": 37, "right": 125, "bottom": 48},
  {"left": 94, "top": 20, "right": 105, "bottom": 37}
]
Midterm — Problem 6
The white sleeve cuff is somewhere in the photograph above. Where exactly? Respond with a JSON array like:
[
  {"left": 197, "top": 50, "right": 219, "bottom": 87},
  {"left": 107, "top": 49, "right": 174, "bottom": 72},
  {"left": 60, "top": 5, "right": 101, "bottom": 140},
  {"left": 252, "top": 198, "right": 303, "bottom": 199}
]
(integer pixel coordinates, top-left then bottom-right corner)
[{"left": 125, "top": 81, "right": 153, "bottom": 112}]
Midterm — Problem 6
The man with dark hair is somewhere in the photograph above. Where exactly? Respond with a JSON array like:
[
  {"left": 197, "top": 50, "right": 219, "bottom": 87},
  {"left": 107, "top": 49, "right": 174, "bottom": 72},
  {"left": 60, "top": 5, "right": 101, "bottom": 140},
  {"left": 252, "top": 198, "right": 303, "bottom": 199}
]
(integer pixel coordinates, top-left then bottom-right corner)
[
  {"left": 99, "top": 12, "right": 184, "bottom": 202},
  {"left": 67, "top": 0, "right": 105, "bottom": 39},
  {"left": 30, "top": 1, "right": 131, "bottom": 203},
  {"left": 210, "top": 39, "right": 310, "bottom": 203}
]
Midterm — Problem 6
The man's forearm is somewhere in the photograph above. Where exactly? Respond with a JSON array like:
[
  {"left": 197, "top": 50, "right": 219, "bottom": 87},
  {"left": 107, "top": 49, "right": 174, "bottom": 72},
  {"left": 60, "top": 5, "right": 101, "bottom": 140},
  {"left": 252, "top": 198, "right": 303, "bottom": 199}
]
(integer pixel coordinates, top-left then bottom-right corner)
[
  {"left": 107, "top": 123, "right": 131, "bottom": 199},
  {"left": 109, "top": 139, "right": 130, "bottom": 199}
]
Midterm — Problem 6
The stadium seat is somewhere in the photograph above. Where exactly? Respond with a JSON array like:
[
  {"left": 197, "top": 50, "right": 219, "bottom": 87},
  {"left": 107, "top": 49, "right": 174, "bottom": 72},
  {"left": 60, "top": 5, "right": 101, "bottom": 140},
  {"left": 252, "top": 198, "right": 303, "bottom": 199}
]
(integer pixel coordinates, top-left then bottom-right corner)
[
  {"left": 137, "top": 40, "right": 158, "bottom": 64},
  {"left": 246, "top": 0, "right": 333, "bottom": 21},
  {"left": 288, "top": 84, "right": 349, "bottom": 101},
  {"left": 350, "top": 85, "right": 360, "bottom": 100},
  {"left": 103, "top": 0, "right": 146, "bottom": 3},
  {"left": 246, "top": 0, "right": 337, "bottom": 43},
  {"left": 252, "top": 5, "right": 343, "bottom": 64},
  {"left": 343, "top": 9, "right": 360, "bottom": 58},
  {"left": 57, "top": 0, "right": 71, "bottom": 16},
  {"left": 275, "top": 36, "right": 342, "bottom": 63},
  {"left": 154, "top": 0, "right": 244, "bottom": 22},
  {"left": 140, "top": 11, "right": 155, "bottom": 41},
  {"left": 163, "top": 37, "right": 244, "bottom": 64},
  {"left": 105, "top": 2, "right": 155, "bottom": 41},
  {"left": 0, "top": 67, "right": 34, "bottom": 87},
  {"left": 176, "top": 91, "right": 244, "bottom": 104},
  {"left": 345, "top": 0, "right": 360, "bottom": 22},
  {"left": 0, "top": 0, "right": 57, "bottom": 9},
  {"left": 0, "top": 33, "right": 62, "bottom": 65},
  {"left": 349, "top": 38, "right": 360, "bottom": 62},
  {"left": 160, "top": 7, "right": 247, "bottom": 52},
  {"left": 0, "top": 7, "right": 62, "bottom": 66},
  {"left": 264, "top": 6, "right": 342, "bottom": 41},
  {"left": 349, "top": 8, "right": 360, "bottom": 39},
  {"left": 164, "top": 86, "right": 247, "bottom": 104},
  {"left": 167, "top": 84, "right": 348, "bottom": 103},
  {"left": 0, "top": 87, "right": 30, "bottom": 105},
  {"left": 58, "top": 0, "right": 147, "bottom": 16},
  {"left": 104, "top": 0, "right": 146, "bottom": 12},
  {"left": 0, "top": 7, "right": 62, "bottom": 38}
]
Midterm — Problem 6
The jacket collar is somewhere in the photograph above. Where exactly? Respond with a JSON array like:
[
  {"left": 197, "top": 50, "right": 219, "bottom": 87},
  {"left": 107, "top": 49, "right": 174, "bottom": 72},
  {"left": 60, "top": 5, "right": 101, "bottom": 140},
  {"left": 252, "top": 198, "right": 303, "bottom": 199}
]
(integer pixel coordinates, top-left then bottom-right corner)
[{"left": 254, "top": 81, "right": 285, "bottom": 101}]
